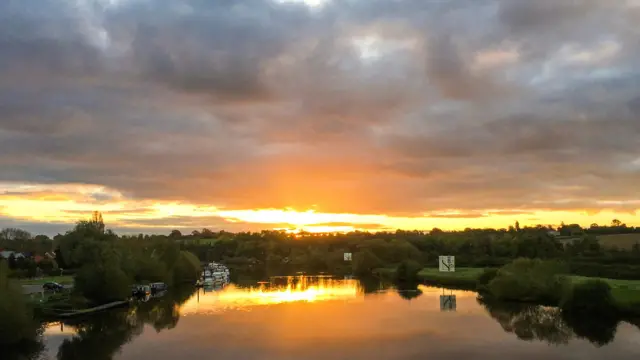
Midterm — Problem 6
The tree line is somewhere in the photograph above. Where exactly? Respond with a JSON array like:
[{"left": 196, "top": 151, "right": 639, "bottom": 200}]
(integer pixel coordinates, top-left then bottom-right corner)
[{"left": 4, "top": 218, "right": 639, "bottom": 281}]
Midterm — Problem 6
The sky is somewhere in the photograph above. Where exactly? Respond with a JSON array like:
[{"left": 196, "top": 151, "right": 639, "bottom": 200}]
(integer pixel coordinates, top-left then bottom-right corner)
[{"left": 1, "top": 0, "right": 639, "bottom": 235}]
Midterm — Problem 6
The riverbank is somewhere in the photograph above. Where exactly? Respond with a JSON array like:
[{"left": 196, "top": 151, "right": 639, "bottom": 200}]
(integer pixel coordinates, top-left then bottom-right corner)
[
  {"left": 375, "top": 266, "right": 640, "bottom": 314},
  {"left": 18, "top": 276, "right": 74, "bottom": 285},
  {"left": 375, "top": 267, "right": 483, "bottom": 288}
]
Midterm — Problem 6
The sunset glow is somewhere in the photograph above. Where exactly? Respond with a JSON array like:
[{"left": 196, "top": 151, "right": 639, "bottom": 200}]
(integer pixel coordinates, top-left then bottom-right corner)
[
  {"left": 1, "top": 182, "right": 638, "bottom": 234},
  {"left": 181, "top": 277, "right": 360, "bottom": 315}
]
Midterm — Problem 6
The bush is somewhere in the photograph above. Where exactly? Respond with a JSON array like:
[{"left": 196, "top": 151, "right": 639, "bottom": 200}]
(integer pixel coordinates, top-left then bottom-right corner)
[
  {"left": 487, "top": 258, "right": 569, "bottom": 303},
  {"left": 172, "top": 251, "right": 202, "bottom": 283},
  {"left": 0, "top": 261, "right": 38, "bottom": 345},
  {"left": 560, "top": 281, "right": 619, "bottom": 347},
  {"left": 476, "top": 268, "right": 498, "bottom": 292},
  {"left": 560, "top": 280, "right": 616, "bottom": 316},
  {"left": 352, "top": 250, "right": 384, "bottom": 277},
  {"left": 75, "top": 261, "right": 132, "bottom": 304},
  {"left": 395, "top": 260, "right": 422, "bottom": 283}
]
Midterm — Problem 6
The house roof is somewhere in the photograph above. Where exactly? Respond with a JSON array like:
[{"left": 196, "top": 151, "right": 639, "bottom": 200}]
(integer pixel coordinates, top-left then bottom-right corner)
[{"left": 0, "top": 250, "right": 25, "bottom": 258}]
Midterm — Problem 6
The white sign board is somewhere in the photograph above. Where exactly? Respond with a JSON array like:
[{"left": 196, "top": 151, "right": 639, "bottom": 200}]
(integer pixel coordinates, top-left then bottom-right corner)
[
  {"left": 438, "top": 256, "right": 455, "bottom": 272},
  {"left": 440, "top": 295, "right": 457, "bottom": 311},
  {"left": 344, "top": 253, "right": 352, "bottom": 261}
]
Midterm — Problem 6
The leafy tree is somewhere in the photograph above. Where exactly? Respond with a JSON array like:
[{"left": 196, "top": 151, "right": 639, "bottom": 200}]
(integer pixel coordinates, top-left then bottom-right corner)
[
  {"left": 487, "top": 258, "right": 569, "bottom": 303},
  {"left": 0, "top": 260, "right": 39, "bottom": 346},
  {"left": 75, "top": 259, "right": 132, "bottom": 304},
  {"left": 394, "top": 259, "right": 422, "bottom": 283},
  {"left": 560, "top": 280, "right": 616, "bottom": 317},
  {"left": 172, "top": 251, "right": 202, "bottom": 283},
  {"left": 352, "top": 250, "right": 383, "bottom": 276},
  {"left": 0, "top": 227, "right": 32, "bottom": 241}
]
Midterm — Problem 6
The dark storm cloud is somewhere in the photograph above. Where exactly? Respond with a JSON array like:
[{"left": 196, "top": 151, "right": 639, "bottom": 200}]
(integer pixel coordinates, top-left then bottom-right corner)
[{"left": 1, "top": 0, "right": 639, "bottom": 222}]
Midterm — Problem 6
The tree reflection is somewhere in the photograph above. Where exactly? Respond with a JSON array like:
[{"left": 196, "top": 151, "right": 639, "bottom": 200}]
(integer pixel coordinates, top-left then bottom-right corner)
[
  {"left": 4, "top": 331, "right": 44, "bottom": 360},
  {"left": 358, "top": 276, "right": 384, "bottom": 294},
  {"left": 56, "top": 286, "right": 196, "bottom": 360},
  {"left": 395, "top": 283, "right": 423, "bottom": 301},
  {"left": 562, "top": 312, "right": 618, "bottom": 347},
  {"left": 477, "top": 296, "right": 619, "bottom": 347}
]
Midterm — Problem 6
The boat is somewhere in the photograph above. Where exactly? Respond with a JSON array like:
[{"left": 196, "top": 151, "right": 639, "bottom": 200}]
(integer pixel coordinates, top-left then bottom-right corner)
[
  {"left": 199, "top": 262, "right": 230, "bottom": 288},
  {"left": 150, "top": 282, "right": 168, "bottom": 294}
]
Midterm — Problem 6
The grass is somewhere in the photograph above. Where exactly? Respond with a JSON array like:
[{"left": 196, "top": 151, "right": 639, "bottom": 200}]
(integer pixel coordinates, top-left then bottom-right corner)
[
  {"left": 18, "top": 276, "right": 74, "bottom": 285},
  {"left": 375, "top": 267, "right": 486, "bottom": 288},
  {"left": 597, "top": 234, "right": 640, "bottom": 250},
  {"left": 417, "top": 267, "right": 486, "bottom": 287},
  {"left": 568, "top": 276, "right": 640, "bottom": 312},
  {"left": 377, "top": 266, "right": 640, "bottom": 314}
]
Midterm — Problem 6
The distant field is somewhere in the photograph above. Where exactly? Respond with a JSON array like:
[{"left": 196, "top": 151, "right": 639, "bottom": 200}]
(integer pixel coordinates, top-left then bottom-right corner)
[
  {"left": 597, "top": 234, "right": 640, "bottom": 250},
  {"left": 18, "top": 276, "right": 74, "bottom": 285}
]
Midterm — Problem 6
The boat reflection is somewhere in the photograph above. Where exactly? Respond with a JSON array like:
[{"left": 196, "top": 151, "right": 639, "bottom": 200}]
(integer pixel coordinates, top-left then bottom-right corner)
[{"left": 181, "top": 276, "right": 361, "bottom": 315}]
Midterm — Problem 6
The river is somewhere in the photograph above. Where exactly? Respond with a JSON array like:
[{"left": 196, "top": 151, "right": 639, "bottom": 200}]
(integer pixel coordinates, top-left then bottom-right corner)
[{"left": 18, "top": 276, "right": 640, "bottom": 360}]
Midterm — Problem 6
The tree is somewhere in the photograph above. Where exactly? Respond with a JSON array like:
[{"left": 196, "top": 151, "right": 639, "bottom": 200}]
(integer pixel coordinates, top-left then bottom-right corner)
[
  {"left": 394, "top": 259, "right": 422, "bottom": 283},
  {"left": 75, "top": 258, "right": 132, "bottom": 304},
  {"left": 611, "top": 219, "right": 622, "bottom": 227},
  {"left": 0, "top": 260, "right": 39, "bottom": 346},
  {"left": 172, "top": 251, "right": 202, "bottom": 283},
  {"left": 352, "top": 250, "right": 383, "bottom": 277},
  {"left": 169, "top": 230, "right": 182, "bottom": 239},
  {"left": 201, "top": 228, "right": 215, "bottom": 237},
  {"left": 7, "top": 254, "right": 17, "bottom": 269},
  {"left": 0, "top": 228, "right": 32, "bottom": 241}
]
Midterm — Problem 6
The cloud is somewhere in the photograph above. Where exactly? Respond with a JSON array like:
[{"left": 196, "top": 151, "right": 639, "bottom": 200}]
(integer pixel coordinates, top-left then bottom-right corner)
[
  {"left": 0, "top": 0, "right": 639, "bottom": 229},
  {"left": 305, "top": 222, "right": 387, "bottom": 230}
]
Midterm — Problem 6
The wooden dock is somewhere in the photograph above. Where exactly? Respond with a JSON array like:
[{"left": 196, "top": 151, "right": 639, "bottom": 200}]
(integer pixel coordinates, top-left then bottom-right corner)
[{"left": 57, "top": 300, "right": 130, "bottom": 318}]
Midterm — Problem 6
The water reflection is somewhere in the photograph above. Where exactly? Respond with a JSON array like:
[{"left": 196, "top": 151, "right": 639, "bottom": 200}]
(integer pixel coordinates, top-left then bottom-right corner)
[
  {"left": 39, "top": 286, "right": 194, "bottom": 360},
  {"left": 13, "top": 277, "right": 640, "bottom": 360},
  {"left": 182, "top": 276, "right": 360, "bottom": 314},
  {"left": 477, "top": 296, "right": 623, "bottom": 347}
]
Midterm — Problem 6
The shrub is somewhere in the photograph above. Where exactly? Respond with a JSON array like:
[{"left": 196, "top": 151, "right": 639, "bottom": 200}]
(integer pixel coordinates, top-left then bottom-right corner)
[
  {"left": 560, "top": 281, "right": 618, "bottom": 347},
  {"left": 560, "top": 280, "right": 616, "bottom": 317},
  {"left": 75, "top": 260, "right": 132, "bottom": 304},
  {"left": 487, "top": 258, "right": 569, "bottom": 303},
  {"left": 0, "top": 261, "right": 39, "bottom": 345},
  {"left": 476, "top": 268, "right": 498, "bottom": 292},
  {"left": 395, "top": 259, "right": 422, "bottom": 283},
  {"left": 352, "top": 250, "right": 384, "bottom": 277},
  {"left": 172, "top": 251, "right": 202, "bottom": 283}
]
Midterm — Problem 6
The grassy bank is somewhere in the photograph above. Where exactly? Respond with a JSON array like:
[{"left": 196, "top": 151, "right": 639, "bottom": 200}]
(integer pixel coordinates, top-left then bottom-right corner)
[
  {"left": 569, "top": 276, "right": 640, "bottom": 313},
  {"left": 375, "top": 266, "right": 640, "bottom": 313},
  {"left": 417, "top": 268, "right": 485, "bottom": 288},
  {"left": 375, "top": 267, "right": 485, "bottom": 288},
  {"left": 18, "top": 276, "right": 74, "bottom": 285}
]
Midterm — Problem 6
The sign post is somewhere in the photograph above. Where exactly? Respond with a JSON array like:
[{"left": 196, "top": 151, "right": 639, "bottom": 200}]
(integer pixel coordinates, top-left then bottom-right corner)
[
  {"left": 440, "top": 295, "right": 457, "bottom": 311},
  {"left": 438, "top": 256, "right": 455, "bottom": 272},
  {"left": 344, "top": 253, "right": 352, "bottom": 262}
]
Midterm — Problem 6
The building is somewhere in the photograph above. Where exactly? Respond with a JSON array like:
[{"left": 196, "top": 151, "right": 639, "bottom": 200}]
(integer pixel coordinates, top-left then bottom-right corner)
[{"left": 0, "top": 250, "right": 26, "bottom": 259}]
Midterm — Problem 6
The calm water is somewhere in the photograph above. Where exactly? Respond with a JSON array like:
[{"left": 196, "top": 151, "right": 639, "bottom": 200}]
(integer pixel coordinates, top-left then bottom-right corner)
[{"left": 26, "top": 277, "right": 640, "bottom": 359}]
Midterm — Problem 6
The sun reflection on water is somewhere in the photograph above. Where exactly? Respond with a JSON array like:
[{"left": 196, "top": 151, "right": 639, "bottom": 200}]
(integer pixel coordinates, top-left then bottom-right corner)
[{"left": 180, "top": 276, "right": 361, "bottom": 315}]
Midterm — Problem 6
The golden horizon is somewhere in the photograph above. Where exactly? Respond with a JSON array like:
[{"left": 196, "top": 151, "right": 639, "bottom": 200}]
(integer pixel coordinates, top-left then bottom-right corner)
[{"left": 1, "top": 183, "right": 638, "bottom": 234}]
